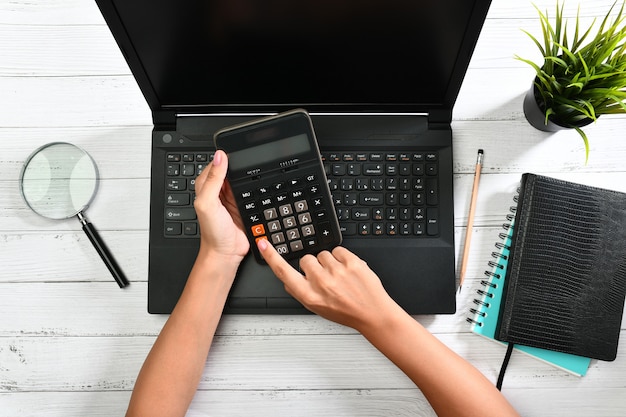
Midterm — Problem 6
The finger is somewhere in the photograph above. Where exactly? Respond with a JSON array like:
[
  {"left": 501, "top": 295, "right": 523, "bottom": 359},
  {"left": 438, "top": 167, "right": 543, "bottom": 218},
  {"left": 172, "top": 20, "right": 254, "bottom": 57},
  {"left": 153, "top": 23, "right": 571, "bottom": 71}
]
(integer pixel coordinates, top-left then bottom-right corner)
[
  {"left": 315, "top": 250, "right": 342, "bottom": 269},
  {"left": 197, "top": 150, "right": 228, "bottom": 198},
  {"left": 330, "top": 246, "right": 355, "bottom": 263},
  {"left": 257, "top": 239, "right": 307, "bottom": 296},
  {"left": 299, "top": 253, "right": 325, "bottom": 277}
]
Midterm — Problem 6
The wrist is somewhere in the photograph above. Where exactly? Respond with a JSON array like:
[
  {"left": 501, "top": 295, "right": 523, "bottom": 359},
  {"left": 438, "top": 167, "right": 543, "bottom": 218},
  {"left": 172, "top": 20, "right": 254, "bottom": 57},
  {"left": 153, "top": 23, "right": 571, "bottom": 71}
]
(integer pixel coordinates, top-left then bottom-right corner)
[
  {"left": 197, "top": 245, "right": 244, "bottom": 273},
  {"left": 357, "top": 300, "right": 412, "bottom": 342}
]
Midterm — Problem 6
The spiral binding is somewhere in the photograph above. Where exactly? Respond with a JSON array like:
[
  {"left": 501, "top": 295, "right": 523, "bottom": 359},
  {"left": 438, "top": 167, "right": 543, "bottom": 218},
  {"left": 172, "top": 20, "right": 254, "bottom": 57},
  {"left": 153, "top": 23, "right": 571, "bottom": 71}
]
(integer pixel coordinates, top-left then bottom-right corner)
[{"left": 466, "top": 199, "right": 517, "bottom": 328}]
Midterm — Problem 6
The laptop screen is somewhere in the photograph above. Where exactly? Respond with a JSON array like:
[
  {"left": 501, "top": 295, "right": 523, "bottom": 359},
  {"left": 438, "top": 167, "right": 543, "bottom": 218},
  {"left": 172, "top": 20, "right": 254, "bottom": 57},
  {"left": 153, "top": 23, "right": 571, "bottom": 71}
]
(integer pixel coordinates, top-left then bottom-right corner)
[{"left": 101, "top": 0, "right": 488, "bottom": 114}]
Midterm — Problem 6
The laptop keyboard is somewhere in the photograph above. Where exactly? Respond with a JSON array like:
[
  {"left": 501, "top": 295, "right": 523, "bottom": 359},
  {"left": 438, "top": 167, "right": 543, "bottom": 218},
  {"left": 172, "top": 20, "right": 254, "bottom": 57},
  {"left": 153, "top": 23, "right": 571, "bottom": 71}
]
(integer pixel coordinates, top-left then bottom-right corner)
[
  {"left": 163, "top": 150, "right": 439, "bottom": 238},
  {"left": 323, "top": 151, "right": 439, "bottom": 237}
]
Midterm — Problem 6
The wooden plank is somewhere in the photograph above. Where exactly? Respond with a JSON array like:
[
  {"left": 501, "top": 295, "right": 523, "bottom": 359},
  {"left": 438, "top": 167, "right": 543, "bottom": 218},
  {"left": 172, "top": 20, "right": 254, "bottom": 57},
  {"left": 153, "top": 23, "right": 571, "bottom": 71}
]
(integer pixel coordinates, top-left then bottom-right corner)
[
  {"left": 1, "top": 333, "right": 625, "bottom": 393},
  {"left": 0, "top": 76, "right": 151, "bottom": 128},
  {"left": 1, "top": 387, "right": 625, "bottom": 417},
  {"left": 0, "top": 25, "right": 129, "bottom": 77}
]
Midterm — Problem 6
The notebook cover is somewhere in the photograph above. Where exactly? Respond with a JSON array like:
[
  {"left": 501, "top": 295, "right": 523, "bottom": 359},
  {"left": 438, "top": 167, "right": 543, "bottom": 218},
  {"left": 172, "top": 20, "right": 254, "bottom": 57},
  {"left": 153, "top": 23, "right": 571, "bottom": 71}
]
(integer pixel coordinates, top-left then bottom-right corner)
[
  {"left": 495, "top": 174, "right": 626, "bottom": 361},
  {"left": 469, "top": 223, "right": 591, "bottom": 376}
]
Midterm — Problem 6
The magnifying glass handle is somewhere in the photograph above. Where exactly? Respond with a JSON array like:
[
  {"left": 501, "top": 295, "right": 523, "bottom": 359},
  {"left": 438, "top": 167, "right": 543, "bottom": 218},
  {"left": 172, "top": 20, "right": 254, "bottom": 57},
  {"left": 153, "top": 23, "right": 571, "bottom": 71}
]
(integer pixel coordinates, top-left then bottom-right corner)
[{"left": 78, "top": 212, "right": 129, "bottom": 288}]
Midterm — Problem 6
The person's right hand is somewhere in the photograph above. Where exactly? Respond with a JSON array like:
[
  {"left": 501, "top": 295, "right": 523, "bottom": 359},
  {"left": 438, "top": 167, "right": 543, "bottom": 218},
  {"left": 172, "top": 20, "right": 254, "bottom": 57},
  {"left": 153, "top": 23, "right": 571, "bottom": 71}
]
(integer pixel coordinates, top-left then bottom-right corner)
[{"left": 257, "top": 240, "right": 402, "bottom": 332}]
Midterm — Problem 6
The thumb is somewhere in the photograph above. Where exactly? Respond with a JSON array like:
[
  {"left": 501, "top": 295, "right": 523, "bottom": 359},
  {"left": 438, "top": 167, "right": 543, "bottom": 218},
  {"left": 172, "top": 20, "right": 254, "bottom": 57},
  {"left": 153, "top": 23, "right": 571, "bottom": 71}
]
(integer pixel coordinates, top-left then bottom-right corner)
[{"left": 196, "top": 150, "right": 228, "bottom": 199}]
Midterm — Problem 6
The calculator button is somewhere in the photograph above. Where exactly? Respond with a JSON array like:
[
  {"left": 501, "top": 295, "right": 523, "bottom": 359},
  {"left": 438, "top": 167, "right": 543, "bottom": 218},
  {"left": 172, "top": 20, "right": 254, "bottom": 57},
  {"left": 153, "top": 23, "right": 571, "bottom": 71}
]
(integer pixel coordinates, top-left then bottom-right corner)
[
  {"left": 289, "top": 178, "right": 302, "bottom": 187},
  {"left": 267, "top": 220, "right": 282, "bottom": 232},
  {"left": 275, "top": 244, "right": 289, "bottom": 255},
  {"left": 315, "top": 209, "right": 328, "bottom": 220},
  {"left": 271, "top": 232, "right": 285, "bottom": 244},
  {"left": 279, "top": 204, "right": 293, "bottom": 216},
  {"left": 263, "top": 208, "right": 278, "bottom": 220},
  {"left": 251, "top": 224, "right": 266, "bottom": 236},
  {"left": 311, "top": 197, "right": 324, "bottom": 208},
  {"left": 294, "top": 200, "right": 308, "bottom": 212},
  {"left": 241, "top": 190, "right": 253, "bottom": 199},
  {"left": 308, "top": 184, "right": 321, "bottom": 195},
  {"left": 305, "top": 174, "right": 317, "bottom": 182},
  {"left": 283, "top": 216, "right": 297, "bottom": 228},
  {"left": 318, "top": 222, "right": 335, "bottom": 243},
  {"left": 244, "top": 201, "right": 257, "bottom": 211},
  {"left": 298, "top": 212, "right": 312, "bottom": 224},
  {"left": 286, "top": 228, "right": 301, "bottom": 241},
  {"left": 301, "top": 224, "right": 315, "bottom": 237},
  {"left": 289, "top": 240, "right": 304, "bottom": 252}
]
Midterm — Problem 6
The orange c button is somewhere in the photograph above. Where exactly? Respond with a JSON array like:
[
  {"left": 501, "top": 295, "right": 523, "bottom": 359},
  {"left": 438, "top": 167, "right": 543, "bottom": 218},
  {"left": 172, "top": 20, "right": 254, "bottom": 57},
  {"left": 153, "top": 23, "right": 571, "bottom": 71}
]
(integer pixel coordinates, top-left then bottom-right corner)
[{"left": 251, "top": 224, "right": 265, "bottom": 236}]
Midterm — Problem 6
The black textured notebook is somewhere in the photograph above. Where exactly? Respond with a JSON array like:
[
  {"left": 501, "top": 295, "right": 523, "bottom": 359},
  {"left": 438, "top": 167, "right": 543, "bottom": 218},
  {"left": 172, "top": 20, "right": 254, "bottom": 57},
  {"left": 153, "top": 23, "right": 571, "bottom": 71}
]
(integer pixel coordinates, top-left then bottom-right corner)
[{"left": 495, "top": 173, "right": 626, "bottom": 361}]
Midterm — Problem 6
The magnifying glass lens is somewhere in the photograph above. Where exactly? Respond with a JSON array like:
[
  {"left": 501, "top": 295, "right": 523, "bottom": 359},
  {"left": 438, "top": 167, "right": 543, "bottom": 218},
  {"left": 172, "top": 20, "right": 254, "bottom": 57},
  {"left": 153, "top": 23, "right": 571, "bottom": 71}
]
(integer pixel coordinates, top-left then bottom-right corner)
[{"left": 21, "top": 142, "right": 98, "bottom": 219}]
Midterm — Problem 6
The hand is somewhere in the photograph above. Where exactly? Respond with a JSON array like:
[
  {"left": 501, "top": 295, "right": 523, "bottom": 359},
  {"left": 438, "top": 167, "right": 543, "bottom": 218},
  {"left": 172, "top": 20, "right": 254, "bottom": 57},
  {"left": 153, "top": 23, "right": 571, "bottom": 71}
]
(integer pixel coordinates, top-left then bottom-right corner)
[
  {"left": 257, "top": 240, "right": 400, "bottom": 332},
  {"left": 194, "top": 150, "right": 250, "bottom": 264}
]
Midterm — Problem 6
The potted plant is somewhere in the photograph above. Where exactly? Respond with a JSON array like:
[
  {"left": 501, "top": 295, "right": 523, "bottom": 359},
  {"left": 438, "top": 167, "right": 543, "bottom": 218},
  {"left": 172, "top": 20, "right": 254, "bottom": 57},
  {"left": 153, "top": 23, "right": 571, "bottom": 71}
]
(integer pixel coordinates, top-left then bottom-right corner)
[{"left": 518, "top": 0, "right": 626, "bottom": 162}]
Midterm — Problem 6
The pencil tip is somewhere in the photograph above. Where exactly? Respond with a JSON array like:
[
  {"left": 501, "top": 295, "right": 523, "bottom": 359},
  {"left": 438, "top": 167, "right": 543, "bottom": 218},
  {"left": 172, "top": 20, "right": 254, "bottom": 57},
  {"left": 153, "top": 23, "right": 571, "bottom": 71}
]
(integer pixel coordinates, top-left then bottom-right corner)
[{"left": 458, "top": 285, "right": 462, "bottom": 294}]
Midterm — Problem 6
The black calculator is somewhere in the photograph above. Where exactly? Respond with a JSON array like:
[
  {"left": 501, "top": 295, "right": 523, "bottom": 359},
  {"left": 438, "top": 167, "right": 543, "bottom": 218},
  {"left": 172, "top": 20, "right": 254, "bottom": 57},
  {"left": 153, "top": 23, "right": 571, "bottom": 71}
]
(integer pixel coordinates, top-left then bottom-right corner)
[{"left": 214, "top": 109, "right": 342, "bottom": 263}]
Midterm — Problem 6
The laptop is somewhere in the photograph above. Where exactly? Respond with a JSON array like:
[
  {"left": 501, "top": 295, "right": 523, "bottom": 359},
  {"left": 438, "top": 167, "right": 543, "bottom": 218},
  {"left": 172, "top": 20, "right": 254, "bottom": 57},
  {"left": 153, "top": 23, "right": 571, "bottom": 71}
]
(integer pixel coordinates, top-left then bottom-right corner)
[{"left": 95, "top": 0, "right": 491, "bottom": 314}]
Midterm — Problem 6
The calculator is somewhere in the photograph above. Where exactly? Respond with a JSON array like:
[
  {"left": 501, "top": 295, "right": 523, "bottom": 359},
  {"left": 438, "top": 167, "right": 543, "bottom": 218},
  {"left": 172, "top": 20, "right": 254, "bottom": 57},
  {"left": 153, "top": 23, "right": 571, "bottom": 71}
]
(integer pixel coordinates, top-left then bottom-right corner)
[{"left": 214, "top": 109, "right": 342, "bottom": 263}]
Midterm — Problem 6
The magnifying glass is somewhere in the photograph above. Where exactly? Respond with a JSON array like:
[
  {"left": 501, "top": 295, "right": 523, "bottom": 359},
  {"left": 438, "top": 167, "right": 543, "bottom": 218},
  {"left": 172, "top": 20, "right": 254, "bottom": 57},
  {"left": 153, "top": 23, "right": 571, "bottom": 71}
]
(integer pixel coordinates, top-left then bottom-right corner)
[{"left": 19, "top": 142, "right": 129, "bottom": 288}]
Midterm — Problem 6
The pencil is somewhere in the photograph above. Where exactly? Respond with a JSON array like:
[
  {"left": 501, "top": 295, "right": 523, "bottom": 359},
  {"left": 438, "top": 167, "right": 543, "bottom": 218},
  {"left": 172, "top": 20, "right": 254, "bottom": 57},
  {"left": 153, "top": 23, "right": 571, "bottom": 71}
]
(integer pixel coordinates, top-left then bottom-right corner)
[{"left": 458, "top": 149, "right": 483, "bottom": 293}]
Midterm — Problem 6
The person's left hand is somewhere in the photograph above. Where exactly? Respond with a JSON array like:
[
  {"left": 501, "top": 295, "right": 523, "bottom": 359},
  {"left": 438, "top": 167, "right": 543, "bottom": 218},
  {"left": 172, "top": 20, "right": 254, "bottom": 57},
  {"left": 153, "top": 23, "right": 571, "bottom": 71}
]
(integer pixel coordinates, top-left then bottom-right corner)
[{"left": 193, "top": 150, "right": 250, "bottom": 264}]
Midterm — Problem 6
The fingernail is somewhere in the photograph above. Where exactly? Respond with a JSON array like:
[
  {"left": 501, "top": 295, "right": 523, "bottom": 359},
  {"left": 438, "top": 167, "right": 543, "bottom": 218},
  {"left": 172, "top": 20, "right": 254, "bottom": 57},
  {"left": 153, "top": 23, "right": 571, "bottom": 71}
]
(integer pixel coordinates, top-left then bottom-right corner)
[
  {"left": 213, "top": 150, "right": 222, "bottom": 166},
  {"left": 257, "top": 238, "right": 268, "bottom": 251}
]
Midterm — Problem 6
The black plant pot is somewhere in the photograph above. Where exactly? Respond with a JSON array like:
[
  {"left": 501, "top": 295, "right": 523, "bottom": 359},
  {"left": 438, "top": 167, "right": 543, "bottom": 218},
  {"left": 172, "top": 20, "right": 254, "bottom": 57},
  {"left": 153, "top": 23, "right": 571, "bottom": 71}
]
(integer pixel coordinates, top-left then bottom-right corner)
[{"left": 523, "top": 81, "right": 593, "bottom": 132}]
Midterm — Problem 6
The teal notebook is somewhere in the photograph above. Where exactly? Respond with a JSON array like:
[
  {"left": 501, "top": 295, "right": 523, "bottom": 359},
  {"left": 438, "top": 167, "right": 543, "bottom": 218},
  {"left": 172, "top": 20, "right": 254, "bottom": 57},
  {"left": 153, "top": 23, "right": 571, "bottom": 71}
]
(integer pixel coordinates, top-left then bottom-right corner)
[{"left": 468, "top": 221, "right": 591, "bottom": 376}]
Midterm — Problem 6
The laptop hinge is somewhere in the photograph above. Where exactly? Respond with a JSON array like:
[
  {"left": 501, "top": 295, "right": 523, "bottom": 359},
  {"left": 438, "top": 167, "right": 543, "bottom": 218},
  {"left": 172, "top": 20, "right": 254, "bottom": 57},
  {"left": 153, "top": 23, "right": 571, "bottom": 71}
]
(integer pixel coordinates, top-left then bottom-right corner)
[
  {"left": 153, "top": 110, "right": 177, "bottom": 130},
  {"left": 427, "top": 109, "right": 452, "bottom": 129}
]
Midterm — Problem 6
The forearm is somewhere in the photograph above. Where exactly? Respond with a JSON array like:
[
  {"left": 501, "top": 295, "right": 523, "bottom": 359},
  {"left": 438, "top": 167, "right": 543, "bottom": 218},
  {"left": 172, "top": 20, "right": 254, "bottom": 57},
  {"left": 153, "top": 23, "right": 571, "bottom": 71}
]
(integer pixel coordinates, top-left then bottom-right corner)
[
  {"left": 126, "top": 252, "right": 237, "bottom": 417},
  {"left": 360, "top": 307, "right": 519, "bottom": 417}
]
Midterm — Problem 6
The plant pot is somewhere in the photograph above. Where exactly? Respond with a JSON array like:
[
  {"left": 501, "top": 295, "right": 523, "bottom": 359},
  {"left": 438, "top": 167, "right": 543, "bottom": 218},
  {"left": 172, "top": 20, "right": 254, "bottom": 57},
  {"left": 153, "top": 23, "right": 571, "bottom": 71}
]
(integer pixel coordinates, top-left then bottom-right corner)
[{"left": 523, "top": 81, "right": 594, "bottom": 132}]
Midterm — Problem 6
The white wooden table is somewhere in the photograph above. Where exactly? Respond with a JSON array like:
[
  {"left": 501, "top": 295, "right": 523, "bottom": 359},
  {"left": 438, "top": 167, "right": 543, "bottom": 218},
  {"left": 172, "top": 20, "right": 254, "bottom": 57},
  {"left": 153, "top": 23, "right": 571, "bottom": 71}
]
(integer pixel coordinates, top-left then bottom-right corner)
[{"left": 2, "top": 1, "right": 625, "bottom": 415}]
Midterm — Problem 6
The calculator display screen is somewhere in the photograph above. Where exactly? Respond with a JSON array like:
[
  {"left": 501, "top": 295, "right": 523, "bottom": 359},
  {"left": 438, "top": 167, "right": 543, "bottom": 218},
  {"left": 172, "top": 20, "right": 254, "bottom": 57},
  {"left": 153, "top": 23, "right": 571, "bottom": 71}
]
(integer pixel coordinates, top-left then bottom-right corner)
[{"left": 228, "top": 133, "right": 311, "bottom": 171}]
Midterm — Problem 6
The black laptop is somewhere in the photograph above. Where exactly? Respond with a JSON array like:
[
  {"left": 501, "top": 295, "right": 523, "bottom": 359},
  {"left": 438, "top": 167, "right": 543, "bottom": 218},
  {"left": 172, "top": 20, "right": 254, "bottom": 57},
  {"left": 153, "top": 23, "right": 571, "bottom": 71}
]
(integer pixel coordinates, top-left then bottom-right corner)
[{"left": 95, "top": 0, "right": 491, "bottom": 314}]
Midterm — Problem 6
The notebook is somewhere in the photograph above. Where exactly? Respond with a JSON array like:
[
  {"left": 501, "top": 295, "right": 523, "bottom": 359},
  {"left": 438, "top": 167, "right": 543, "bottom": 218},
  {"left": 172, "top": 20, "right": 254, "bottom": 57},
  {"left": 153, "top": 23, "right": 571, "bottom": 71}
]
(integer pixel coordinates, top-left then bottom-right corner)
[
  {"left": 495, "top": 173, "right": 626, "bottom": 361},
  {"left": 468, "top": 221, "right": 591, "bottom": 376},
  {"left": 94, "top": 0, "right": 492, "bottom": 314}
]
